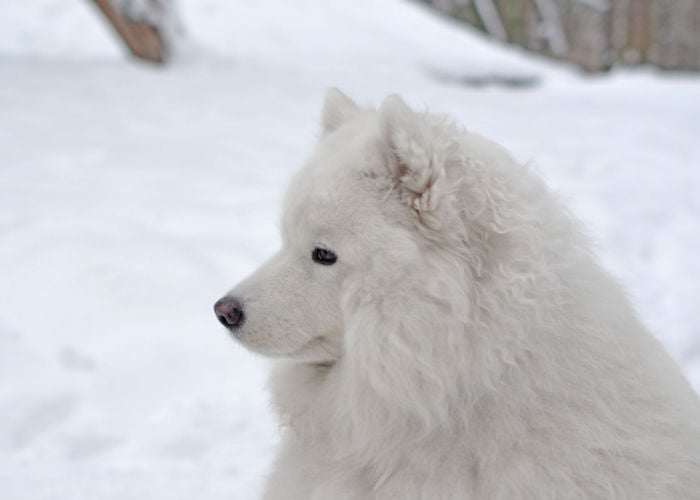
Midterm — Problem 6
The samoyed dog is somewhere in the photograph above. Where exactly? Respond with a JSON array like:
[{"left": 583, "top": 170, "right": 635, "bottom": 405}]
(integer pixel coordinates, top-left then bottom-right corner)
[{"left": 214, "top": 89, "right": 700, "bottom": 499}]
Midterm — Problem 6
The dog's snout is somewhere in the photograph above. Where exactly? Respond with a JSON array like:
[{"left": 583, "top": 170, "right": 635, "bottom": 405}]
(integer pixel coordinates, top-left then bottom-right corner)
[{"left": 214, "top": 296, "right": 245, "bottom": 330}]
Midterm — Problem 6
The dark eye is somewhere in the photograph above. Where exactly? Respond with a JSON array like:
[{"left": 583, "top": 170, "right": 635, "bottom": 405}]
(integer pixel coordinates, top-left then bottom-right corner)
[{"left": 312, "top": 247, "right": 337, "bottom": 266}]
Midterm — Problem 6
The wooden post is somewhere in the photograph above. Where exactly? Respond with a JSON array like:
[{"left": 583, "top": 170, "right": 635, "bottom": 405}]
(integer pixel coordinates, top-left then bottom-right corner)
[
  {"left": 91, "top": 0, "right": 166, "bottom": 63},
  {"left": 418, "top": 0, "right": 699, "bottom": 72}
]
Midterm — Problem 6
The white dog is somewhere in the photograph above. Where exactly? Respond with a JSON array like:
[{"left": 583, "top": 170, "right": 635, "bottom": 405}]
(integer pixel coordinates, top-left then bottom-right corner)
[{"left": 214, "top": 89, "right": 700, "bottom": 499}]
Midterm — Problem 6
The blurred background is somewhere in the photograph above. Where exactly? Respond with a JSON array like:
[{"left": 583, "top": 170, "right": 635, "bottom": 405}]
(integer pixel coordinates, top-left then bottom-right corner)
[{"left": 1, "top": 1, "right": 699, "bottom": 499}]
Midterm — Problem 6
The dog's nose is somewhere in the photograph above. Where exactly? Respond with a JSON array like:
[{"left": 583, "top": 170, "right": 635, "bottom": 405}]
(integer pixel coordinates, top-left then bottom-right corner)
[{"left": 214, "top": 296, "right": 244, "bottom": 329}]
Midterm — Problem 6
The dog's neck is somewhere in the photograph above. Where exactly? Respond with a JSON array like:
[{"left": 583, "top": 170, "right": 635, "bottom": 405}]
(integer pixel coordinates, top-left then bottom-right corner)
[{"left": 268, "top": 358, "right": 467, "bottom": 457}]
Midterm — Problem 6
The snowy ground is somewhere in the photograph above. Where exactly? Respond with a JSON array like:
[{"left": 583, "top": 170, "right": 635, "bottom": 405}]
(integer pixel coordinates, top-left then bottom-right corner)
[{"left": 1, "top": 1, "right": 699, "bottom": 499}]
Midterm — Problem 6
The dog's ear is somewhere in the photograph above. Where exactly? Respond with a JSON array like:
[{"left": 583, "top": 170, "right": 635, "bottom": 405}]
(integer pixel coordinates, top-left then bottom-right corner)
[
  {"left": 321, "top": 87, "right": 359, "bottom": 135},
  {"left": 379, "top": 95, "right": 451, "bottom": 230}
]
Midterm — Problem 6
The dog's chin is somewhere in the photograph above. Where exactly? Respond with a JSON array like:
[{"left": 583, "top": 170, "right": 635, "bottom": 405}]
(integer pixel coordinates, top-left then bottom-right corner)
[
  {"left": 290, "top": 339, "right": 340, "bottom": 366},
  {"left": 279, "top": 336, "right": 339, "bottom": 365},
  {"left": 235, "top": 332, "right": 338, "bottom": 365}
]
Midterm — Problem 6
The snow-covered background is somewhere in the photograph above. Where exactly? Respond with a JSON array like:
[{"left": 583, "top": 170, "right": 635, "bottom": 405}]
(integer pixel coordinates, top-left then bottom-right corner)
[{"left": 1, "top": 1, "right": 699, "bottom": 499}]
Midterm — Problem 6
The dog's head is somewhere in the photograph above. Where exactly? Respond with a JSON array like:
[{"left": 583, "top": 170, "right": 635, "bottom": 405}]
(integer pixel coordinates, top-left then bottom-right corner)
[
  {"left": 214, "top": 89, "right": 537, "bottom": 410},
  {"left": 215, "top": 89, "right": 433, "bottom": 362}
]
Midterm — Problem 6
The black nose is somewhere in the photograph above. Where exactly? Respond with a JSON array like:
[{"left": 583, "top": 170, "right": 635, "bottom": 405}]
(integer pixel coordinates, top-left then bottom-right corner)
[{"left": 214, "top": 296, "right": 244, "bottom": 329}]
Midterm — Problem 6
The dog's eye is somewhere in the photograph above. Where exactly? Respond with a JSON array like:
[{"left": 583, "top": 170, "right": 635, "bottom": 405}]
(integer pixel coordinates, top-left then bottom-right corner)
[{"left": 312, "top": 247, "right": 337, "bottom": 266}]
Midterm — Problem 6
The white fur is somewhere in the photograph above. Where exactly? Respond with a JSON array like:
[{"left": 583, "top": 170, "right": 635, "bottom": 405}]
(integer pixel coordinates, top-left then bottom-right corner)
[{"left": 220, "top": 89, "right": 700, "bottom": 499}]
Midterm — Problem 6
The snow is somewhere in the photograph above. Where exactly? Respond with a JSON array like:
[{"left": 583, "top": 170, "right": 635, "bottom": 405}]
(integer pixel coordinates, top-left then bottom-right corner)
[{"left": 1, "top": 1, "right": 699, "bottom": 499}]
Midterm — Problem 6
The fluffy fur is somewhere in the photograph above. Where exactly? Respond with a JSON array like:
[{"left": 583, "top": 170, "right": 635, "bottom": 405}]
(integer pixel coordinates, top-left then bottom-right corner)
[{"left": 217, "top": 89, "right": 700, "bottom": 499}]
